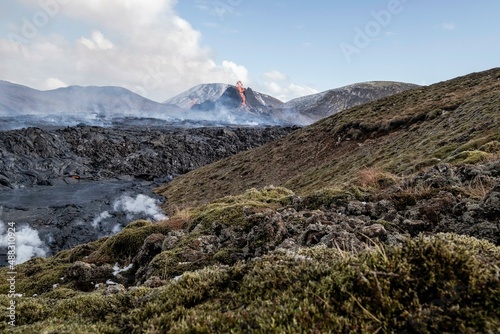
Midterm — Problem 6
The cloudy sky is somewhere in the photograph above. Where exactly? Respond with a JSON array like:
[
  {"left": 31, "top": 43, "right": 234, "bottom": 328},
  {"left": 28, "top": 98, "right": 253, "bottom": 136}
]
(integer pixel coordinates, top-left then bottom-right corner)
[{"left": 1, "top": 0, "right": 499, "bottom": 102}]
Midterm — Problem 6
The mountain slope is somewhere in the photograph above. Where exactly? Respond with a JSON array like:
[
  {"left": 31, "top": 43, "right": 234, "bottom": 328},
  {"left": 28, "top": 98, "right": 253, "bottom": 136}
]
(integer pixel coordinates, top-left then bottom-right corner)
[
  {"left": 191, "top": 86, "right": 283, "bottom": 113},
  {"left": 164, "top": 83, "right": 283, "bottom": 110},
  {"left": 156, "top": 68, "right": 500, "bottom": 210},
  {"left": 163, "top": 83, "right": 231, "bottom": 108},
  {"left": 1, "top": 80, "right": 415, "bottom": 126},
  {"left": 279, "top": 81, "right": 419, "bottom": 122},
  {"left": 0, "top": 80, "right": 181, "bottom": 117},
  {"left": 165, "top": 82, "right": 414, "bottom": 125}
]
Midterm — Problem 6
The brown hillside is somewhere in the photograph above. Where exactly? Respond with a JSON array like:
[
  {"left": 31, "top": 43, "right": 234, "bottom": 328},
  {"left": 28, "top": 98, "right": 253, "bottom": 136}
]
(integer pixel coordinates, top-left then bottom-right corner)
[{"left": 156, "top": 68, "right": 500, "bottom": 211}]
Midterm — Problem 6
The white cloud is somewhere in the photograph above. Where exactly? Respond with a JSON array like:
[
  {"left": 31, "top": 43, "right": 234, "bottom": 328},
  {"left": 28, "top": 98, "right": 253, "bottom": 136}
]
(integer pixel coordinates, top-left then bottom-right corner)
[
  {"left": 442, "top": 22, "right": 456, "bottom": 31},
  {"left": 2, "top": 1, "right": 316, "bottom": 103},
  {"left": 79, "top": 31, "right": 114, "bottom": 50},
  {"left": 0, "top": 0, "right": 250, "bottom": 101},
  {"left": 44, "top": 77, "right": 67, "bottom": 90},
  {"left": 263, "top": 70, "right": 288, "bottom": 82},
  {"left": 222, "top": 60, "right": 249, "bottom": 84},
  {"left": 260, "top": 70, "right": 318, "bottom": 102}
]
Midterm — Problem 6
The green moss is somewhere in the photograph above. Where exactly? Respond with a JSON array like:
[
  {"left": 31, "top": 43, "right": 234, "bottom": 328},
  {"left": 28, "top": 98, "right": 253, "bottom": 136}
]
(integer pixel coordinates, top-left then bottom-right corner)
[
  {"left": 146, "top": 249, "right": 206, "bottom": 280},
  {"left": 446, "top": 150, "right": 493, "bottom": 164},
  {"left": 15, "top": 298, "right": 51, "bottom": 325},
  {"left": 479, "top": 140, "right": 500, "bottom": 154},
  {"left": 51, "top": 294, "right": 120, "bottom": 321},
  {"left": 88, "top": 220, "right": 171, "bottom": 265},
  {"left": 0, "top": 292, "right": 131, "bottom": 333},
  {"left": 3, "top": 234, "right": 500, "bottom": 332},
  {"left": 54, "top": 238, "right": 109, "bottom": 263},
  {"left": 300, "top": 187, "right": 357, "bottom": 210},
  {"left": 213, "top": 247, "right": 241, "bottom": 265},
  {"left": 124, "top": 219, "right": 153, "bottom": 230},
  {"left": 6, "top": 319, "right": 120, "bottom": 334},
  {"left": 0, "top": 257, "right": 71, "bottom": 297},
  {"left": 456, "top": 136, "right": 497, "bottom": 153},
  {"left": 188, "top": 186, "right": 294, "bottom": 231},
  {"left": 42, "top": 287, "right": 82, "bottom": 300}
]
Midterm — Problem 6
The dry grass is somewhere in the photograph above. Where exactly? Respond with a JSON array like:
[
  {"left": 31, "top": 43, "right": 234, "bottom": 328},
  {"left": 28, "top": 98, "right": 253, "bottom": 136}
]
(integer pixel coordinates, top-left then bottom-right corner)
[
  {"left": 462, "top": 175, "right": 495, "bottom": 199},
  {"left": 355, "top": 168, "right": 399, "bottom": 189},
  {"left": 164, "top": 206, "right": 192, "bottom": 230}
]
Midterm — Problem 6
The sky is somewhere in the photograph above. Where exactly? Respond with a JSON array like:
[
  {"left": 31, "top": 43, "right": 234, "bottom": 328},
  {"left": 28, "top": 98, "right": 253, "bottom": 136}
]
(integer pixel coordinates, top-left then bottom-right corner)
[{"left": 1, "top": 0, "right": 499, "bottom": 102}]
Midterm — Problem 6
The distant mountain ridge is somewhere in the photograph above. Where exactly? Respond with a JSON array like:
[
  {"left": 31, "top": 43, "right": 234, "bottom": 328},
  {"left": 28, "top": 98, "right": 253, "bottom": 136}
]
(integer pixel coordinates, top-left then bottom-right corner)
[
  {"left": 0, "top": 80, "right": 180, "bottom": 117},
  {"left": 279, "top": 81, "right": 419, "bottom": 122},
  {"left": 0, "top": 79, "right": 419, "bottom": 126}
]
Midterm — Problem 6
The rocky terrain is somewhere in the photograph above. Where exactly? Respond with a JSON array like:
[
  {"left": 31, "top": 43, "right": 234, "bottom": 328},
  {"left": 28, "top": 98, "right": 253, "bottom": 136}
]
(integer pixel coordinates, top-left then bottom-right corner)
[
  {"left": 0, "top": 124, "right": 298, "bottom": 256},
  {"left": 0, "top": 68, "right": 499, "bottom": 332}
]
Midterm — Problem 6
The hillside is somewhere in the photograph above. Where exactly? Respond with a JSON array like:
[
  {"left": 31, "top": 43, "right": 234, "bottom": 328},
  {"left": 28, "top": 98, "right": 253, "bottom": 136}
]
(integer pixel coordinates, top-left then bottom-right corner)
[
  {"left": 1, "top": 68, "right": 499, "bottom": 332},
  {"left": 156, "top": 68, "right": 500, "bottom": 210}
]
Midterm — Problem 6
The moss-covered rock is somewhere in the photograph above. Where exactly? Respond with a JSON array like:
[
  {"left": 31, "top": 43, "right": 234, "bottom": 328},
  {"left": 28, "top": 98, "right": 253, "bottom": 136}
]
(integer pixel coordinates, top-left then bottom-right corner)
[
  {"left": 479, "top": 140, "right": 500, "bottom": 154},
  {"left": 298, "top": 186, "right": 363, "bottom": 210},
  {"left": 87, "top": 220, "right": 171, "bottom": 265},
  {"left": 447, "top": 150, "right": 493, "bottom": 164},
  {"left": 3, "top": 234, "right": 499, "bottom": 333},
  {"left": 188, "top": 186, "right": 295, "bottom": 232},
  {"left": 0, "top": 256, "right": 71, "bottom": 297}
]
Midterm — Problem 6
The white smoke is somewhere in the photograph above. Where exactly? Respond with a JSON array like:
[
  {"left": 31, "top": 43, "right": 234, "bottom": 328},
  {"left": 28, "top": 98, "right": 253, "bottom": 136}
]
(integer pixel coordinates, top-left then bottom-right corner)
[
  {"left": 91, "top": 210, "right": 111, "bottom": 229},
  {"left": 0, "top": 220, "right": 47, "bottom": 265},
  {"left": 113, "top": 194, "right": 167, "bottom": 222},
  {"left": 113, "top": 263, "right": 133, "bottom": 276},
  {"left": 111, "top": 224, "right": 122, "bottom": 234}
]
